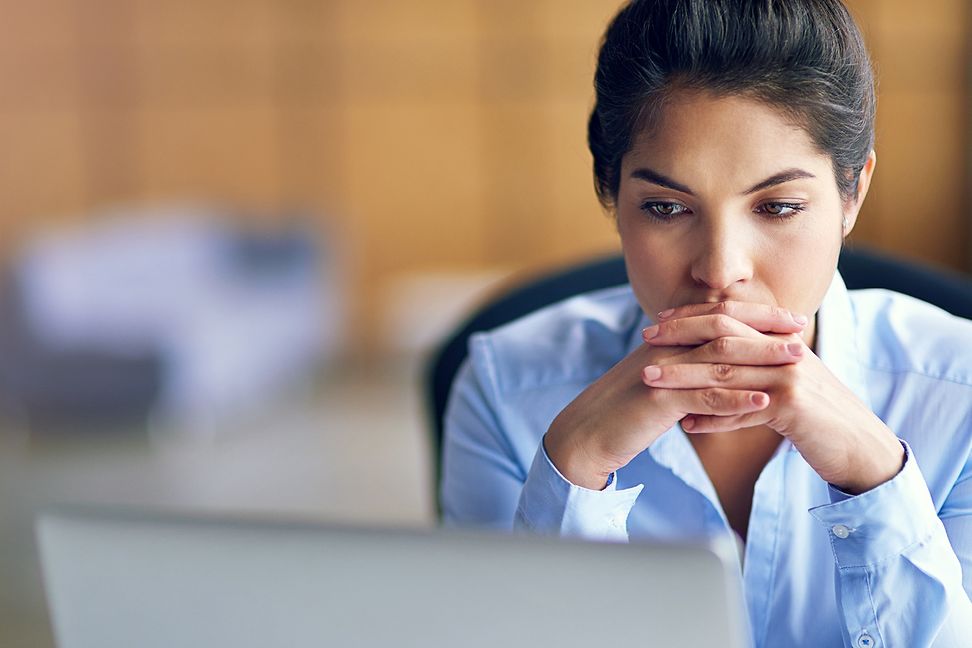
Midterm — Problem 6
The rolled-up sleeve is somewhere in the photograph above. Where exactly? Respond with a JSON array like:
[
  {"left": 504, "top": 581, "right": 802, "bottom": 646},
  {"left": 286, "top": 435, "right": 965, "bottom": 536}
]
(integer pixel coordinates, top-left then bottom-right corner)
[{"left": 809, "top": 441, "right": 972, "bottom": 647}]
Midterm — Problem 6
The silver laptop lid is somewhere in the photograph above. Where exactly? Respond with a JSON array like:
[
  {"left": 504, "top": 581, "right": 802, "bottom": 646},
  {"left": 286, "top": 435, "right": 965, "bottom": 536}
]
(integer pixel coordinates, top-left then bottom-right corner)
[{"left": 37, "top": 507, "right": 751, "bottom": 648}]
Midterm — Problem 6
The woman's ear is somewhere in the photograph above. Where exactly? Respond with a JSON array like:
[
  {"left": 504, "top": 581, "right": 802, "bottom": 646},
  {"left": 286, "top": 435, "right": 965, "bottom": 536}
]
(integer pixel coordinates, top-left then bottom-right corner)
[{"left": 843, "top": 149, "right": 877, "bottom": 237}]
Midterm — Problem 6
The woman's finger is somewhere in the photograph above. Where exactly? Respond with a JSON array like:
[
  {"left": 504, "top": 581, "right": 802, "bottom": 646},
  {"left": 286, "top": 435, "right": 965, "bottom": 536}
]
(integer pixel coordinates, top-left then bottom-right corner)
[
  {"left": 643, "top": 313, "right": 763, "bottom": 346},
  {"left": 653, "top": 337, "right": 805, "bottom": 369},
  {"left": 642, "top": 361, "right": 788, "bottom": 390},
  {"left": 681, "top": 409, "right": 775, "bottom": 434},
  {"left": 656, "top": 301, "right": 808, "bottom": 334},
  {"left": 647, "top": 386, "right": 770, "bottom": 418}
]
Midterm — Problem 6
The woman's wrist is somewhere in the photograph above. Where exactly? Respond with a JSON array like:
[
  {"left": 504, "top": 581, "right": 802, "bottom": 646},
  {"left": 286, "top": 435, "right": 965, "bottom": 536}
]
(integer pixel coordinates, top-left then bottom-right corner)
[
  {"left": 543, "top": 429, "right": 614, "bottom": 491},
  {"left": 830, "top": 436, "right": 905, "bottom": 496}
]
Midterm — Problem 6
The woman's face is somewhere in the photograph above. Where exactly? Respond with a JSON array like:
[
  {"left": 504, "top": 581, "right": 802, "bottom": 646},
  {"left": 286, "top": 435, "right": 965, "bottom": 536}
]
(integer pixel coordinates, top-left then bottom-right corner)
[{"left": 616, "top": 91, "right": 875, "bottom": 346}]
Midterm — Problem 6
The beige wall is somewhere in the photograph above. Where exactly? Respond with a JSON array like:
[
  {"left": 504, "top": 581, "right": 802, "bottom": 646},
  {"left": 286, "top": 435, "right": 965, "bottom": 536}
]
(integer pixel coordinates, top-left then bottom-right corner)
[
  {"left": 847, "top": 0, "right": 970, "bottom": 272},
  {"left": 0, "top": 0, "right": 967, "bottom": 347}
]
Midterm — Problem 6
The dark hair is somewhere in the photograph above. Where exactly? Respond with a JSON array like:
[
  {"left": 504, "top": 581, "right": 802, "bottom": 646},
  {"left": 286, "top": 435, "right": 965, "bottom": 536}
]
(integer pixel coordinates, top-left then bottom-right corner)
[{"left": 588, "top": 0, "right": 875, "bottom": 207}]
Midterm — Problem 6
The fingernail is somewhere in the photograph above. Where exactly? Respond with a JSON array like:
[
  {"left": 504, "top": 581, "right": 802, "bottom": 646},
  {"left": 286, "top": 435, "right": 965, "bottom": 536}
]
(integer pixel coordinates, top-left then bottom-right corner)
[
  {"left": 786, "top": 342, "right": 803, "bottom": 356},
  {"left": 681, "top": 416, "right": 695, "bottom": 431},
  {"left": 750, "top": 393, "right": 768, "bottom": 407},
  {"left": 643, "top": 365, "right": 662, "bottom": 381},
  {"left": 792, "top": 313, "right": 808, "bottom": 326},
  {"left": 657, "top": 308, "right": 674, "bottom": 319},
  {"left": 642, "top": 325, "right": 659, "bottom": 340}
]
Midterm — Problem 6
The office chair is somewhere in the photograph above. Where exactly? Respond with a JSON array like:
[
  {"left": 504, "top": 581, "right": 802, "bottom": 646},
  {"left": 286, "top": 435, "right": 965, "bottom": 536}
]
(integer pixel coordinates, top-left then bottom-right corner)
[{"left": 425, "top": 246, "right": 972, "bottom": 513}]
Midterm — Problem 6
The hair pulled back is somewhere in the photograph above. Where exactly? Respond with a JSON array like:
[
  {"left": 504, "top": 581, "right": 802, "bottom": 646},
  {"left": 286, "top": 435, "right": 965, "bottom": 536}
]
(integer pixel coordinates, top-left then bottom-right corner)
[{"left": 588, "top": 0, "right": 875, "bottom": 207}]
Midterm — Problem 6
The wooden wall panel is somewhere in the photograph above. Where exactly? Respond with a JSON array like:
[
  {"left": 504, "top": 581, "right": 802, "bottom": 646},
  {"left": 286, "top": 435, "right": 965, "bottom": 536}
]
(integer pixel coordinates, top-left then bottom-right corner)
[
  {"left": 545, "top": 100, "right": 621, "bottom": 262},
  {"left": 136, "top": 105, "right": 282, "bottom": 207},
  {"left": 136, "top": 46, "right": 276, "bottom": 109},
  {"left": 0, "top": 46, "right": 79, "bottom": 112},
  {"left": 343, "top": 101, "right": 487, "bottom": 273},
  {"left": 537, "top": 0, "right": 626, "bottom": 41},
  {"left": 867, "top": 92, "right": 966, "bottom": 260},
  {"left": 0, "top": 0, "right": 77, "bottom": 52},
  {"left": 847, "top": 0, "right": 970, "bottom": 270},
  {"left": 0, "top": 110, "right": 88, "bottom": 248},
  {"left": 132, "top": 0, "right": 275, "bottom": 48},
  {"left": 341, "top": 41, "right": 478, "bottom": 102},
  {"left": 474, "top": 0, "right": 619, "bottom": 274},
  {"left": 871, "top": 0, "right": 967, "bottom": 36},
  {"left": 479, "top": 102, "right": 554, "bottom": 266},
  {"left": 275, "top": 105, "right": 347, "bottom": 213},
  {"left": 336, "top": 0, "right": 479, "bottom": 45}
]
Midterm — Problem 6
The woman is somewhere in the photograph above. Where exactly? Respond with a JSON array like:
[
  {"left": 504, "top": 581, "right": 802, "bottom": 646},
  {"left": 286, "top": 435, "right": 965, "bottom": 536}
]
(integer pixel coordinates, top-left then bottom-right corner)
[{"left": 441, "top": 1, "right": 972, "bottom": 646}]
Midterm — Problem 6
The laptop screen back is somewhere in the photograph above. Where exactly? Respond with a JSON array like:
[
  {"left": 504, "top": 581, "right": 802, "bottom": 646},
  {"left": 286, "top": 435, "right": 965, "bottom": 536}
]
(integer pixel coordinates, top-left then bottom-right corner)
[{"left": 37, "top": 508, "right": 751, "bottom": 648}]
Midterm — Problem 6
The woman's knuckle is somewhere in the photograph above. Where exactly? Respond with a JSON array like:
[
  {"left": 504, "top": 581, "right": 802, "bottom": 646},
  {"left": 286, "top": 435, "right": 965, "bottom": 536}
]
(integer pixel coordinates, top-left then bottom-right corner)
[
  {"left": 700, "top": 389, "right": 722, "bottom": 410},
  {"left": 712, "top": 363, "right": 734, "bottom": 381},
  {"left": 711, "top": 337, "right": 732, "bottom": 356},
  {"left": 714, "top": 314, "right": 735, "bottom": 335}
]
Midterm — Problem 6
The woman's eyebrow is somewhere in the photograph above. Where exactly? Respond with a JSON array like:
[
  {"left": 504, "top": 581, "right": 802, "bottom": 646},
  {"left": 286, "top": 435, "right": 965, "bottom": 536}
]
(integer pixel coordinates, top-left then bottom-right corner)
[
  {"left": 629, "top": 167, "right": 816, "bottom": 196},
  {"left": 743, "top": 168, "right": 816, "bottom": 194},
  {"left": 629, "top": 168, "right": 694, "bottom": 194}
]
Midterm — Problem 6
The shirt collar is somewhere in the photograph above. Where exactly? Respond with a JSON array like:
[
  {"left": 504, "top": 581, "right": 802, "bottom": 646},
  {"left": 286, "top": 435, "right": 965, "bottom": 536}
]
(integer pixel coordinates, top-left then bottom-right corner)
[{"left": 814, "top": 270, "right": 871, "bottom": 411}]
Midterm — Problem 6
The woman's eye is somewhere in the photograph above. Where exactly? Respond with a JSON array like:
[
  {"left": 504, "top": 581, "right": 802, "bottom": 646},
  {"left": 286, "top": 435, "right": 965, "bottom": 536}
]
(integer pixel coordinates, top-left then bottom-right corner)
[
  {"left": 640, "top": 201, "right": 690, "bottom": 219},
  {"left": 757, "top": 202, "right": 805, "bottom": 218}
]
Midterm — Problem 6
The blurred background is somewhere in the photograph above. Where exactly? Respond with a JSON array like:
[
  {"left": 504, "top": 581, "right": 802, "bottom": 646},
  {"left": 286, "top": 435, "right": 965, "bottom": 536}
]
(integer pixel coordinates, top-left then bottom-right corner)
[{"left": 0, "top": 0, "right": 968, "bottom": 645}]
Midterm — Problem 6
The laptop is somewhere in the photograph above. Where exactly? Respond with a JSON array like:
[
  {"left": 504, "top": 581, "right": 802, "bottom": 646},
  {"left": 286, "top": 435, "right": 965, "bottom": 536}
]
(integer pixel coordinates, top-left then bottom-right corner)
[{"left": 37, "top": 506, "right": 752, "bottom": 648}]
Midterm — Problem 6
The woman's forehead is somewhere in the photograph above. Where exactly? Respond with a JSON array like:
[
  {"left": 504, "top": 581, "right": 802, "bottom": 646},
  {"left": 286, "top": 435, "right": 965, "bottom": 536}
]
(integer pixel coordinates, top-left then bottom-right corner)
[{"left": 622, "top": 92, "right": 834, "bottom": 187}]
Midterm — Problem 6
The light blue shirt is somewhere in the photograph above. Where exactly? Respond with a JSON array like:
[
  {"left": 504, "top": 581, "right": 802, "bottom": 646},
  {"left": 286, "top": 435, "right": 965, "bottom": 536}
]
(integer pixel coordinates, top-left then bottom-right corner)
[{"left": 441, "top": 271, "right": 972, "bottom": 647}]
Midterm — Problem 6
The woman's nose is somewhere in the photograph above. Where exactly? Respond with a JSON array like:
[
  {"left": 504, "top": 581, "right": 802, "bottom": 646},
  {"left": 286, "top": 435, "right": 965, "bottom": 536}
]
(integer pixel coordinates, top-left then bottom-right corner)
[{"left": 689, "top": 221, "right": 754, "bottom": 291}]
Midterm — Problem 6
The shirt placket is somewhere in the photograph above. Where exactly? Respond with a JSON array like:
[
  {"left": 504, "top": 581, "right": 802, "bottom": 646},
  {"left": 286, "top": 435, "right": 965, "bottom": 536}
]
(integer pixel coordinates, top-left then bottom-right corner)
[
  {"left": 649, "top": 424, "right": 791, "bottom": 647},
  {"left": 743, "top": 446, "right": 789, "bottom": 648}
]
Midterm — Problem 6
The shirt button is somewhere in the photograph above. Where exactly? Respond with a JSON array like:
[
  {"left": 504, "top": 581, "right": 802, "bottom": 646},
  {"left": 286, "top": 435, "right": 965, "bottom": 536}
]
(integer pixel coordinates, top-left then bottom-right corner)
[
  {"left": 856, "top": 632, "right": 875, "bottom": 647},
  {"left": 832, "top": 524, "right": 851, "bottom": 539}
]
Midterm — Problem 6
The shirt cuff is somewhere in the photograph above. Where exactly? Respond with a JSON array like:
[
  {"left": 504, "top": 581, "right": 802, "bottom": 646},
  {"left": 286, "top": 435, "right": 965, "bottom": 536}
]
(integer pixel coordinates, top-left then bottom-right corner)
[
  {"left": 808, "top": 440, "right": 940, "bottom": 568},
  {"left": 515, "top": 438, "right": 644, "bottom": 541}
]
